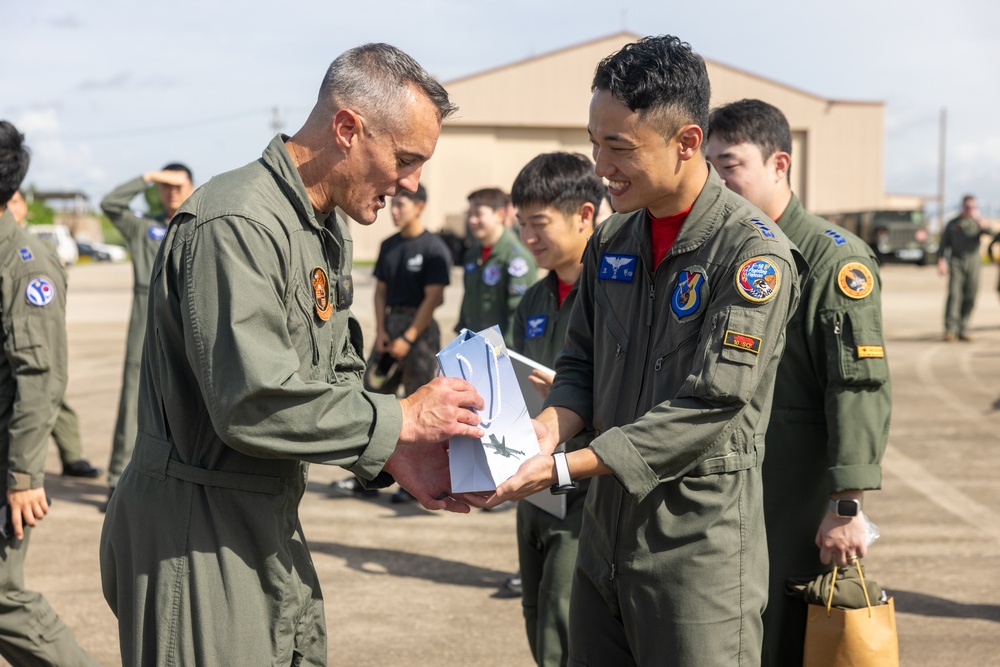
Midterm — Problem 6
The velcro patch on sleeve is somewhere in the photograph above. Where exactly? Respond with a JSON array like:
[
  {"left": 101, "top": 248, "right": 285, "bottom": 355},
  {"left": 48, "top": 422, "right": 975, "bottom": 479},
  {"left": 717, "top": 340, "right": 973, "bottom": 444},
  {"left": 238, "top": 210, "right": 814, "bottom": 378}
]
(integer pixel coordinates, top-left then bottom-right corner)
[
  {"left": 723, "top": 330, "right": 762, "bottom": 355},
  {"left": 856, "top": 345, "right": 885, "bottom": 359}
]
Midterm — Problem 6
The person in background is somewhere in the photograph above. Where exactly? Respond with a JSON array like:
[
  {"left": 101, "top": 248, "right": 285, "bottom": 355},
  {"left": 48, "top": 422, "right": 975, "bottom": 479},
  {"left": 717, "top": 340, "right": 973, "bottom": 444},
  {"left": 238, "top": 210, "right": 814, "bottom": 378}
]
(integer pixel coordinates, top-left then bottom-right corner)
[
  {"left": 509, "top": 151, "right": 604, "bottom": 666},
  {"left": 456, "top": 187, "right": 536, "bottom": 346},
  {"left": 7, "top": 190, "right": 103, "bottom": 480},
  {"left": 707, "top": 98, "right": 891, "bottom": 666},
  {"left": 937, "top": 194, "right": 990, "bottom": 341},
  {"left": 99, "top": 164, "right": 194, "bottom": 508},
  {"left": 0, "top": 120, "right": 101, "bottom": 666}
]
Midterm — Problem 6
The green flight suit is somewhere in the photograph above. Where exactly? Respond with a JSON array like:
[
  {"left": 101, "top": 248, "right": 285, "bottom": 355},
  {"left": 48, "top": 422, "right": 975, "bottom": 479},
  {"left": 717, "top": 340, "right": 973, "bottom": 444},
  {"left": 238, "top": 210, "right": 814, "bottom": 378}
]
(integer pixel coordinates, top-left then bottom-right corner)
[
  {"left": 761, "top": 196, "right": 891, "bottom": 666},
  {"left": 512, "top": 272, "right": 592, "bottom": 667},
  {"left": 100, "top": 176, "right": 168, "bottom": 487},
  {"left": 51, "top": 399, "right": 85, "bottom": 467},
  {"left": 0, "top": 209, "right": 101, "bottom": 666},
  {"left": 100, "top": 136, "right": 403, "bottom": 666},
  {"left": 939, "top": 213, "right": 988, "bottom": 337},
  {"left": 456, "top": 227, "right": 537, "bottom": 347},
  {"left": 544, "top": 166, "right": 802, "bottom": 666}
]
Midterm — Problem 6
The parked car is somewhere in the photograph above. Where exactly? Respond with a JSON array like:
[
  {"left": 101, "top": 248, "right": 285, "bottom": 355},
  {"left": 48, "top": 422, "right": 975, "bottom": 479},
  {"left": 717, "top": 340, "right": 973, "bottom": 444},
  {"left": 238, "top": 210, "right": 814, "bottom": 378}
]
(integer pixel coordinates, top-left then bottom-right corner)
[
  {"left": 77, "top": 240, "right": 127, "bottom": 263},
  {"left": 27, "top": 224, "right": 78, "bottom": 266},
  {"left": 823, "top": 209, "right": 936, "bottom": 265}
]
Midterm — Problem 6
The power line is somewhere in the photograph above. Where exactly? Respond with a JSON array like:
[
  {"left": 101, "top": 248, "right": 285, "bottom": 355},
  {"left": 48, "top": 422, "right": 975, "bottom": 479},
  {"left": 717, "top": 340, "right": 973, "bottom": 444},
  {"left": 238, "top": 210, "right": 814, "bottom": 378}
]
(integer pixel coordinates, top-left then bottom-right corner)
[{"left": 65, "top": 108, "right": 271, "bottom": 141}]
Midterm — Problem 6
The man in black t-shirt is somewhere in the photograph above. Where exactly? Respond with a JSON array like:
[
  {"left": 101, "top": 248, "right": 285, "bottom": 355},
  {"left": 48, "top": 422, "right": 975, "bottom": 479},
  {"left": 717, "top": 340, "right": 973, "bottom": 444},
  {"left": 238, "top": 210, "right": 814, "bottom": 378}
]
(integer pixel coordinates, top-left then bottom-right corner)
[{"left": 332, "top": 183, "right": 452, "bottom": 502}]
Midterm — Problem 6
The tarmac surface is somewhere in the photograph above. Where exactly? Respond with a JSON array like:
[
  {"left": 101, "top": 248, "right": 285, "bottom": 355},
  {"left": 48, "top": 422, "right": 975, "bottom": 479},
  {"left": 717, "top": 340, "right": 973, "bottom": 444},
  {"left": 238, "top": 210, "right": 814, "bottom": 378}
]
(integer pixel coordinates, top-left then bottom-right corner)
[{"left": 10, "top": 259, "right": 1000, "bottom": 666}]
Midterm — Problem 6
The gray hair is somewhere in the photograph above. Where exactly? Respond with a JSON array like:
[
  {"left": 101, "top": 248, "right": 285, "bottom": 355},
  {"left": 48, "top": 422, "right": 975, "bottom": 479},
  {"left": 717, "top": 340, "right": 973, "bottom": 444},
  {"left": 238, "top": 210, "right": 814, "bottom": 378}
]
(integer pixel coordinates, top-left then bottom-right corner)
[{"left": 319, "top": 43, "right": 457, "bottom": 129}]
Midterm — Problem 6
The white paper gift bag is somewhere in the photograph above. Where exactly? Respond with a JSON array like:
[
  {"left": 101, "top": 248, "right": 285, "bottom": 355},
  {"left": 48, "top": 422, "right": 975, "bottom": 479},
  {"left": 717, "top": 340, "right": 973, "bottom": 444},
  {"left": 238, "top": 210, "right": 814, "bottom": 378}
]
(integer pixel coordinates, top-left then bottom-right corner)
[{"left": 437, "top": 326, "right": 541, "bottom": 493}]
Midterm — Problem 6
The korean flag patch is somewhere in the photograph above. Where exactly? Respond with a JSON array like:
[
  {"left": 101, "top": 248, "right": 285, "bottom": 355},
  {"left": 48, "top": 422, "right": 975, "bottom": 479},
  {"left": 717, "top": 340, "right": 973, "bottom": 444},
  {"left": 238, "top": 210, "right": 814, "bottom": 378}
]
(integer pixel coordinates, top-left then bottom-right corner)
[
  {"left": 148, "top": 225, "right": 167, "bottom": 241},
  {"left": 26, "top": 277, "right": 56, "bottom": 307},
  {"left": 525, "top": 315, "right": 547, "bottom": 339},
  {"left": 599, "top": 253, "right": 636, "bottom": 283}
]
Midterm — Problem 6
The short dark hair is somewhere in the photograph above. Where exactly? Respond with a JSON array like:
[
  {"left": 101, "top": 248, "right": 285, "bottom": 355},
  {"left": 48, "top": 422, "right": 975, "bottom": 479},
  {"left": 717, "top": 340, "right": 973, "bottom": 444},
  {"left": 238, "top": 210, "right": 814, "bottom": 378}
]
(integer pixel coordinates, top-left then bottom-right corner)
[
  {"left": 396, "top": 182, "right": 427, "bottom": 204},
  {"left": 707, "top": 99, "right": 792, "bottom": 161},
  {"left": 162, "top": 162, "right": 194, "bottom": 183},
  {"left": 320, "top": 43, "right": 458, "bottom": 128},
  {"left": 467, "top": 187, "right": 510, "bottom": 211},
  {"left": 592, "top": 35, "right": 710, "bottom": 138},
  {"left": 0, "top": 120, "right": 30, "bottom": 206},
  {"left": 511, "top": 152, "right": 605, "bottom": 218}
]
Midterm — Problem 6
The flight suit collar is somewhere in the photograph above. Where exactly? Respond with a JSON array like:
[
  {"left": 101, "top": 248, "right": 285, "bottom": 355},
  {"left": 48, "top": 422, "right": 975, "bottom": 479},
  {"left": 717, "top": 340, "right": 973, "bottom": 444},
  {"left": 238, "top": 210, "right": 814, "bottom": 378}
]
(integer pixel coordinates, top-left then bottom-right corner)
[
  {"left": 0, "top": 208, "right": 16, "bottom": 252},
  {"left": 473, "top": 226, "right": 517, "bottom": 258},
  {"left": 261, "top": 134, "right": 329, "bottom": 232},
  {"left": 628, "top": 163, "right": 730, "bottom": 271}
]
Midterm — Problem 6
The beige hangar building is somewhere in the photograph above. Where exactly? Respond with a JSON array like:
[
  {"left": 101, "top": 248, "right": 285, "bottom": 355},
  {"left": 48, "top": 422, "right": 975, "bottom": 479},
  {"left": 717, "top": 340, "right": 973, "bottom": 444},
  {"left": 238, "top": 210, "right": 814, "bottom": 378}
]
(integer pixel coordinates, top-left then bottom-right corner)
[{"left": 350, "top": 32, "right": 899, "bottom": 260}]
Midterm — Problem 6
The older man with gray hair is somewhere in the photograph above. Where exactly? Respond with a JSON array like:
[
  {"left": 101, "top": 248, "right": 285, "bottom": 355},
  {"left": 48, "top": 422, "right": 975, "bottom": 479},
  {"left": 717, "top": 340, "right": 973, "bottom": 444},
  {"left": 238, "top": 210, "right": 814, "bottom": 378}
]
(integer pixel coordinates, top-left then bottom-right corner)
[{"left": 100, "top": 43, "right": 487, "bottom": 666}]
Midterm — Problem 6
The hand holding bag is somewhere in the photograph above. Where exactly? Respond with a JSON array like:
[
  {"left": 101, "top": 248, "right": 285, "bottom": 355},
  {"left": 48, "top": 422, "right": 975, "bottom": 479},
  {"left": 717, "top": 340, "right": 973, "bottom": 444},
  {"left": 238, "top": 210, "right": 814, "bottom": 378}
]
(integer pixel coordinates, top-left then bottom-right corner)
[{"left": 802, "top": 560, "right": 899, "bottom": 667}]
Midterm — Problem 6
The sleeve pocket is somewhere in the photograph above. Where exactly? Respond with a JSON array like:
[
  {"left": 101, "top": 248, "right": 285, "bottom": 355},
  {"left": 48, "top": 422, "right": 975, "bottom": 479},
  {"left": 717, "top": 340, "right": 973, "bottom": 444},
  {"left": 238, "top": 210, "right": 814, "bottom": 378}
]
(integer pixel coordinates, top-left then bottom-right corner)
[
  {"left": 12, "top": 316, "right": 50, "bottom": 372},
  {"left": 694, "top": 306, "right": 765, "bottom": 404},
  {"left": 824, "top": 308, "right": 889, "bottom": 387}
]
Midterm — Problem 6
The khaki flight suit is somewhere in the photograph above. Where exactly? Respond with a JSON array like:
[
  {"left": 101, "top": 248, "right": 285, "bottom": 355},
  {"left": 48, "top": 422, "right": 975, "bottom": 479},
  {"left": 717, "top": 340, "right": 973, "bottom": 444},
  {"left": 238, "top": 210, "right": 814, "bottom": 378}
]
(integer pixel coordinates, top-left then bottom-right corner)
[
  {"left": 761, "top": 196, "right": 891, "bottom": 666},
  {"left": 100, "top": 136, "right": 403, "bottom": 666},
  {"left": 512, "top": 272, "right": 592, "bottom": 667},
  {"left": 100, "top": 177, "right": 168, "bottom": 487},
  {"left": 0, "top": 209, "right": 100, "bottom": 666},
  {"left": 545, "top": 166, "right": 802, "bottom": 666},
  {"left": 456, "top": 227, "right": 537, "bottom": 347}
]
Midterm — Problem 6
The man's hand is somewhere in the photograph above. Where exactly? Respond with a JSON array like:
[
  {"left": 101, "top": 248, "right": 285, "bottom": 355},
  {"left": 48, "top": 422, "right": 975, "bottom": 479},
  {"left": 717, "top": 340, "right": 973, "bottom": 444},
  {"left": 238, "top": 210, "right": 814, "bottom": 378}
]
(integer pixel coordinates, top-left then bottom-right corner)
[
  {"left": 383, "top": 441, "right": 488, "bottom": 513},
  {"left": 527, "top": 369, "right": 555, "bottom": 399},
  {"left": 484, "top": 453, "right": 558, "bottom": 509},
  {"left": 375, "top": 331, "right": 392, "bottom": 353},
  {"left": 398, "top": 377, "right": 485, "bottom": 445},
  {"left": 816, "top": 511, "right": 869, "bottom": 568},
  {"left": 144, "top": 170, "right": 189, "bottom": 187},
  {"left": 936, "top": 256, "right": 948, "bottom": 277},
  {"left": 7, "top": 488, "right": 49, "bottom": 540},
  {"left": 387, "top": 337, "right": 411, "bottom": 360}
]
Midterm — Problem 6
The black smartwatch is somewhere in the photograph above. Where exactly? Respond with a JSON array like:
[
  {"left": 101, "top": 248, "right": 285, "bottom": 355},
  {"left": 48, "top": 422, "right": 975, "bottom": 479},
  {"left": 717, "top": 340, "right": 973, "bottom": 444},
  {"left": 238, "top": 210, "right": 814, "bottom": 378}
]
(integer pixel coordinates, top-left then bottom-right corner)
[
  {"left": 550, "top": 451, "right": 578, "bottom": 495},
  {"left": 829, "top": 498, "right": 861, "bottom": 518}
]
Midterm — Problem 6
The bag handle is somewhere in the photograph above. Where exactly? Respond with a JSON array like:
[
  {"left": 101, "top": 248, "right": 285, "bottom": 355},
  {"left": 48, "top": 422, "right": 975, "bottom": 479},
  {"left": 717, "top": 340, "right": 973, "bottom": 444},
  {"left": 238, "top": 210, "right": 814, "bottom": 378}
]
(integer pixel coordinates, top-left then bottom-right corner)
[
  {"left": 825, "top": 559, "right": 874, "bottom": 618},
  {"left": 455, "top": 337, "right": 502, "bottom": 428}
]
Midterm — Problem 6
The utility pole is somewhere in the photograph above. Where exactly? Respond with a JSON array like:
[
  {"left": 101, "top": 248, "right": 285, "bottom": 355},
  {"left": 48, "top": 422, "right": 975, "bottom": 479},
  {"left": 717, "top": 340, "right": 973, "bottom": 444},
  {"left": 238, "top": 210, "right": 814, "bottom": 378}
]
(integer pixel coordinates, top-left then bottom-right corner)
[
  {"left": 271, "top": 106, "right": 283, "bottom": 135},
  {"left": 937, "top": 107, "right": 947, "bottom": 227}
]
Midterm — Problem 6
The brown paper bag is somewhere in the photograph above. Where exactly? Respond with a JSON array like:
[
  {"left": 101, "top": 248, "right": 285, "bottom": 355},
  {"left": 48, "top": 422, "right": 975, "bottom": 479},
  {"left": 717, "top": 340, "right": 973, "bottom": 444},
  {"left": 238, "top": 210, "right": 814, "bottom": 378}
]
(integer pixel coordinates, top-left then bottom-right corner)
[{"left": 803, "top": 561, "right": 899, "bottom": 667}]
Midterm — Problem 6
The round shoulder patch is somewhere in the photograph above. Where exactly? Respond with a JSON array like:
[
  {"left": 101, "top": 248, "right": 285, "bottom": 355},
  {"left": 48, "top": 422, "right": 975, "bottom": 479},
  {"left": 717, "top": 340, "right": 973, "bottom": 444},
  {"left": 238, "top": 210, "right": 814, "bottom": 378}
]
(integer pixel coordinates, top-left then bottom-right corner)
[
  {"left": 483, "top": 264, "right": 502, "bottom": 286},
  {"left": 26, "top": 277, "right": 57, "bottom": 307},
  {"left": 837, "top": 262, "right": 874, "bottom": 299},
  {"left": 735, "top": 257, "right": 780, "bottom": 303},
  {"left": 507, "top": 256, "right": 529, "bottom": 278}
]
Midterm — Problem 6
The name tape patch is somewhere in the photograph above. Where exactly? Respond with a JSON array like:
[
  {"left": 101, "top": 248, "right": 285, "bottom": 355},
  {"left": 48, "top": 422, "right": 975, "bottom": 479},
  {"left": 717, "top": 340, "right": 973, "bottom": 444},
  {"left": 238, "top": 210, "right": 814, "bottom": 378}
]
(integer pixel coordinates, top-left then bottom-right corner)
[
  {"left": 723, "top": 330, "right": 762, "bottom": 354},
  {"left": 857, "top": 345, "right": 885, "bottom": 359},
  {"left": 525, "top": 315, "right": 547, "bottom": 339},
  {"left": 599, "top": 253, "right": 636, "bottom": 283}
]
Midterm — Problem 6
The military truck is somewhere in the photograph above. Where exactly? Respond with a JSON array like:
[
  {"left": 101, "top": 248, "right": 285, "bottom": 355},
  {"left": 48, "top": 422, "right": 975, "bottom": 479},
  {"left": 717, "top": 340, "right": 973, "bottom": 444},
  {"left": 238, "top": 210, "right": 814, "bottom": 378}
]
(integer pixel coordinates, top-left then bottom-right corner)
[{"left": 823, "top": 208, "right": 935, "bottom": 265}]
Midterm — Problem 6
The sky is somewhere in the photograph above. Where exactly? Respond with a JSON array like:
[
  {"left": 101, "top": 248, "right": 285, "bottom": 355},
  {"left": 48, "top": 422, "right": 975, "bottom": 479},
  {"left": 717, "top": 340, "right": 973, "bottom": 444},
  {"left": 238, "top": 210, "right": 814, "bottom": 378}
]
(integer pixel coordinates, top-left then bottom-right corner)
[{"left": 4, "top": 0, "right": 999, "bottom": 220}]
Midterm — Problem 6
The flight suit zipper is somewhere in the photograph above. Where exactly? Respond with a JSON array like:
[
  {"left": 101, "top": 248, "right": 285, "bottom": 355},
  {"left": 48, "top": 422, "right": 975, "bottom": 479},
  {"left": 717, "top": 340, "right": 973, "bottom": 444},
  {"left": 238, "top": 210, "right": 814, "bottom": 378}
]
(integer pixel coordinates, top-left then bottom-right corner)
[{"left": 834, "top": 313, "right": 842, "bottom": 336}]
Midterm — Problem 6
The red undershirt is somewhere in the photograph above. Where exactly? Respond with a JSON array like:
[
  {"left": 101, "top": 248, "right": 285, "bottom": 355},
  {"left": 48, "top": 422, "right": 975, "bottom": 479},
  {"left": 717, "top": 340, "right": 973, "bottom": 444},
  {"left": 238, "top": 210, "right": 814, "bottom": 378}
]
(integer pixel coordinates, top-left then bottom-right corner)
[
  {"left": 557, "top": 277, "right": 574, "bottom": 307},
  {"left": 649, "top": 205, "right": 692, "bottom": 268},
  {"left": 481, "top": 246, "right": 492, "bottom": 264}
]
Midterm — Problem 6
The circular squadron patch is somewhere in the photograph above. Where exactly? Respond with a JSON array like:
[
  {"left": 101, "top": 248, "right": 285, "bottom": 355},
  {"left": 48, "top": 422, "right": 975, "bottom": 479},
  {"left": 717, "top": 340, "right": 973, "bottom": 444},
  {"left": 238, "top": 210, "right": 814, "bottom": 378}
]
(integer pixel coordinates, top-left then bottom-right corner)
[
  {"left": 837, "top": 262, "right": 874, "bottom": 299},
  {"left": 26, "top": 277, "right": 56, "bottom": 306},
  {"left": 735, "top": 257, "right": 780, "bottom": 303},
  {"left": 483, "top": 264, "right": 502, "bottom": 286}
]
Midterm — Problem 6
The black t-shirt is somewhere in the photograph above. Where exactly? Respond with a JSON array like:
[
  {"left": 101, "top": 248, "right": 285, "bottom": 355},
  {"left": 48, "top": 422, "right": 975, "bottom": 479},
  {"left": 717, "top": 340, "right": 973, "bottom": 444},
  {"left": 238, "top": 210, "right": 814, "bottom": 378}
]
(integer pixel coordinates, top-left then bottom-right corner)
[{"left": 374, "top": 230, "right": 452, "bottom": 307}]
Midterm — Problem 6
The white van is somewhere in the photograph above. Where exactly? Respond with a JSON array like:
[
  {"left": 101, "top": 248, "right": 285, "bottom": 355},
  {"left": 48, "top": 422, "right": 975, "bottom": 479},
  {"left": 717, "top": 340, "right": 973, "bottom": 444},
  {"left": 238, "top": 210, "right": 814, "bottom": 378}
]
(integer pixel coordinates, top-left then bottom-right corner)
[{"left": 27, "top": 224, "right": 79, "bottom": 266}]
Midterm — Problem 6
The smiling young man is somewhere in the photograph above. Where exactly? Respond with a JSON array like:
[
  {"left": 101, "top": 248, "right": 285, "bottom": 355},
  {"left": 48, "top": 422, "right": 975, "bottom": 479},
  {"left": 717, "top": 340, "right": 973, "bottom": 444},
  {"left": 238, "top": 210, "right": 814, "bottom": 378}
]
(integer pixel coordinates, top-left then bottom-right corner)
[
  {"left": 456, "top": 187, "right": 537, "bottom": 346},
  {"left": 707, "top": 98, "right": 891, "bottom": 667},
  {"left": 100, "top": 44, "right": 488, "bottom": 666},
  {"left": 509, "top": 152, "right": 604, "bottom": 667},
  {"left": 488, "top": 36, "right": 803, "bottom": 665}
]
